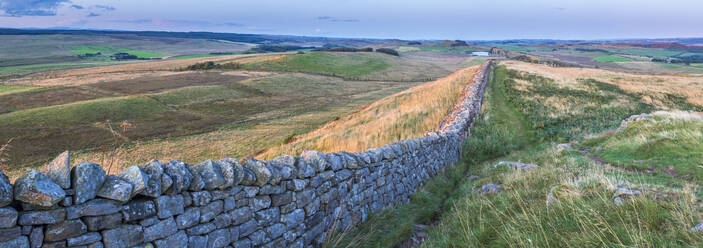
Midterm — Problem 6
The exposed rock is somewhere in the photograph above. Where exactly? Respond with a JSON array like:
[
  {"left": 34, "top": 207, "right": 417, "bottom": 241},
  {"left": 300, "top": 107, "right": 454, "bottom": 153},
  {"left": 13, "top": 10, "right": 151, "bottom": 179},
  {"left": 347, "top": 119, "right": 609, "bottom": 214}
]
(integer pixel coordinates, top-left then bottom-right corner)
[
  {"left": 14, "top": 169, "right": 66, "bottom": 207},
  {"left": 215, "top": 160, "right": 236, "bottom": 189},
  {"left": 176, "top": 207, "right": 200, "bottom": 229},
  {"left": 163, "top": 160, "right": 192, "bottom": 194},
  {"left": 96, "top": 175, "right": 133, "bottom": 202},
  {"left": 0, "top": 170, "right": 12, "bottom": 208},
  {"left": 556, "top": 143, "right": 572, "bottom": 150},
  {"left": 101, "top": 224, "right": 144, "bottom": 248},
  {"left": 691, "top": 223, "right": 703, "bottom": 232},
  {"left": 494, "top": 161, "right": 539, "bottom": 170},
  {"left": 613, "top": 187, "right": 641, "bottom": 197},
  {"left": 72, "top": 163, "right": 106, "bottom": 204},
  {"left": 161, "top": 174, "right": 173, "bottom": 194},
  {"left": 614, "top": 197, "right": 624, "bottom": 206},
  {"left": 301, "top": 150, "right": 327, "bottom": 172},
  {"left": 41, "top": 151, "right": 71, "bottom": 189},
  {"left": 0, "top": 207, "right": 18, "bottom": 228},
  {"left": 478, "top": 184, "right": 502, "bottom": 194},
  {"left": 467, "top": 175, "right": 479, "bottom": 181},
  {"left": 44, "top": 219, "right": 87, "bottom": 242},
  {"left": 118, "top": 165, "right": 148, "bottom": 197}
]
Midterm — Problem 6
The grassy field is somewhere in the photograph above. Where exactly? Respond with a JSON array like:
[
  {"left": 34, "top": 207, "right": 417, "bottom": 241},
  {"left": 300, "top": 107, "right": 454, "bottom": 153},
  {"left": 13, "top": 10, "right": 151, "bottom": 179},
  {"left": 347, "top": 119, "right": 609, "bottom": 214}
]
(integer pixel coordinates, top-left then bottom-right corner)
[
  {"left": 594, "top": 55, "right": 633, "bottom": 62},
  {"left": 69, "top": 45, "right": 168, "bottom": 58},
  {"left": 260, "top": 65, "right": 479, "bottom": 159},
  {"left": 241, "top": 51, "right": 450, "bottom": 81},
  {"left": 338, "top": 62, "right": 703, "bottom": 247}
]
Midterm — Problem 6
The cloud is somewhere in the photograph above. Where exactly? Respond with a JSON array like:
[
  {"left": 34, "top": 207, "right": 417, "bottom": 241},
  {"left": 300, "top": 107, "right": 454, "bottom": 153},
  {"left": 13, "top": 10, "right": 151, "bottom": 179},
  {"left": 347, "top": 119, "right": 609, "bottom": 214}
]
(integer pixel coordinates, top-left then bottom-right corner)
[
  {"left": 316, "top": 16, "right": 359, "bottom": 22},
  {"left": 0, "top": 0, "right": 70, "bottom": 16},
  {"left": 70, "top": 4, "right": 83, "bottom": 10},
  {"left": 93, "top": 5, "right": 115, "bottom": 11},
  {"left": 87, "top": 12, "right": 100, "bottom": 17},
  {"left": 224, "top": 22, "right": 244, "bottom": 27}
]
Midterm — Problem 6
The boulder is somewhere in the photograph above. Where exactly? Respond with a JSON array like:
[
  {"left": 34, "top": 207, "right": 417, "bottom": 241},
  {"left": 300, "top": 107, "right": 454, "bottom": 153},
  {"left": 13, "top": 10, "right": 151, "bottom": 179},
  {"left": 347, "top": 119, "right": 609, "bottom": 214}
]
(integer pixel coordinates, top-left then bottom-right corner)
[
  {"left": 96, "top": 175, "right": 133, "bottom": 202},
  {"left": 72, "top": 163, "right": 106, "bottom": 204},
  {"left": 0, "top": 170, "right": 11, "bottom": 207},
  {"left": 494, "top": 161, "right": 539, "bottom": 170},
  {"left": 478, "top": 184, "right": 501, "bottom": 194},
  {"left": 14, "top": 169, "right": 66, "bottom": 207},
  {"left": 118, "top": 165, "right": 148, "bottom": 197},
  {"left": 41, "top": 151, "right": 71, "bottom": 189}
]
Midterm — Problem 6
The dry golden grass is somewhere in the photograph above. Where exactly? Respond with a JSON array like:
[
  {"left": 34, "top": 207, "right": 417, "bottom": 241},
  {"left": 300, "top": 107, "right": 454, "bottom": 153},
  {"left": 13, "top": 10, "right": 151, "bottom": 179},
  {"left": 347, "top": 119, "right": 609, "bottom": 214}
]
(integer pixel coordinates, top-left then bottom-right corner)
[
  {"left": 259, "top": 65, "right": 480, "bottom": 158},
  {"left": 502, "top": 61, "right": 703, "bottom": 107},
  {"left": 5, "top": 53, "right": 286, "bottom": 87}
]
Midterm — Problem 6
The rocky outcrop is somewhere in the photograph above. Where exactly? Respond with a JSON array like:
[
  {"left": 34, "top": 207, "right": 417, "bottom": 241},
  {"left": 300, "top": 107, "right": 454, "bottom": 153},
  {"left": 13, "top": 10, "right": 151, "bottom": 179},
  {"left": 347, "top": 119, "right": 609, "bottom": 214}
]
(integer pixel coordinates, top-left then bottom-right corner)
[{"left": 0, "top": 60, "right": 494, "bottom": 248}]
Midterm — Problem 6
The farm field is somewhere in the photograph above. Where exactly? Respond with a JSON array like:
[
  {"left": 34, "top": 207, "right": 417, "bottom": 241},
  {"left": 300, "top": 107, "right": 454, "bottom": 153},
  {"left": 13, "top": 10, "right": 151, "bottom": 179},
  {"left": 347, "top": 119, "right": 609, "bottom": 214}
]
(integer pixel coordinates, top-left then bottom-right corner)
[
  {"left": 593, "top": 55, "right": 632, "bottom": 62},
  {"left": 0, "top": 50, "right": 460, "bottom": 178}
]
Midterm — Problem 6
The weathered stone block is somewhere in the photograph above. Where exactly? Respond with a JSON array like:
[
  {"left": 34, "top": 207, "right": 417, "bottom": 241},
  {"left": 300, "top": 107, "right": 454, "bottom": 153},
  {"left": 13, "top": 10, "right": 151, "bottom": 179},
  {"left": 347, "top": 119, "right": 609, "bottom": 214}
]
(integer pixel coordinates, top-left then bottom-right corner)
[
  {"left": 154, "top": 230, "right": 187, "bottom": 248},
  {"left": 14, "top": 169, "right": 65, "bottom": 207},
  {"left": 121, "top": 199, "right": 156, "bottom": 222},
  {"left": 156, "top": 194, "right": 184, "bottom": 219},
  {"left": 200, "top": 200, "right": 223, "bottom": 223},
  {"left": 96, "top": 175, "right": 133, "bottom": 202},
  {"left": 0, "top": 236, "right": 29, "bottom": 248},
  {"left": 45, "top": 219, "right": 87, "bottom": 242},
  {"left": 18, "top": 209, "right": 65, "bottom": 225},
  {"left": 101, "top": 225, "right": 144, "bottom": 248},
  {"left": 176, "top": 207, "right": 200, "bottom": 229},
  {"left": 67, "top": 198, "right": 121, "bottom": 219},
  {"left": 0, "top": 207, "right": 17, "bottom": 228},
  {"left": 83, "top": 212, "right": 122, "bottom": 231},
  {"left": 230, "top": 206, "right": 251, "bottom": 226},
  {"left": 144, "top": 217, "right": 177, "bottom": 242},
  {"left": 186, "top": 222, "right": 215, "bottom": 236},
  {"left": 66, "top": 232, "right": 101, "bottom": 247},
  {"left": 0, "top": 226, "right": 21, "bottom": 242},
  {"left": 163, "top": 161, "right": 192, "bottom": 194},
  {"left": 41, "top": 151, "right": 71, "bottom": 189},
  {"left": 118, "top": 165, "right": 148, "bottom": 197},
  {"left": 207, "top": 228, "right": 230, "bottom": 248}
]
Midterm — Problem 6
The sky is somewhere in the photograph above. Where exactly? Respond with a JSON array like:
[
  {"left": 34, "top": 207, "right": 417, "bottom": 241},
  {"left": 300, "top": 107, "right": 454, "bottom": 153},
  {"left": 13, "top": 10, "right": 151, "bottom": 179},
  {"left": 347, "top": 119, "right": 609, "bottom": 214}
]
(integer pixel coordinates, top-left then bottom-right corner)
[{"left": 1, "top": 0, "right": 702, "bottom": 40}]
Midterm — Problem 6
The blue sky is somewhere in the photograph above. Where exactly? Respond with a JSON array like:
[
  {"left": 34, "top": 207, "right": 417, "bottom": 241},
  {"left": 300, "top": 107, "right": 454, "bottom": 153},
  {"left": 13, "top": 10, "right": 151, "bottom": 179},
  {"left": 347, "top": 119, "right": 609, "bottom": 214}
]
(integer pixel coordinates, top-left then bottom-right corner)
[{"left": 1, "top": 0, "right": 702, "bottom": 40}]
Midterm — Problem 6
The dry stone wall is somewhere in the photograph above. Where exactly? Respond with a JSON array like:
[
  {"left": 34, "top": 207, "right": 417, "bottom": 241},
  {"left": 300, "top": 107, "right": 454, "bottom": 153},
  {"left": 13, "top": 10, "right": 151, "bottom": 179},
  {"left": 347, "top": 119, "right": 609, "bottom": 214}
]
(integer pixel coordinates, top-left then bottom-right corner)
[{"left": 0, "top": 60, "right": 494, "bottom": 248}]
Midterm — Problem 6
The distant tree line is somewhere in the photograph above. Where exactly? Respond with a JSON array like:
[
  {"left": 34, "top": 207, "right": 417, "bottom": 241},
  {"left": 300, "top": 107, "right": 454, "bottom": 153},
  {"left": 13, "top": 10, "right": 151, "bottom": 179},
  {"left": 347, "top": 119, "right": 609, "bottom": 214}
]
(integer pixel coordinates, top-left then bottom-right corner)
[
  {"left": 314, "top": 47, "right": 373, "bottom": 52},
  {"left": 177, "top": 61, "right": 241, "bottom": 71},
  {"left": 375, "top": 48, "right": 400, "bottom": 56},
  {"left": 249, "top": 45, "right": 315, "bottom": 53},
  {"left": 407, "top": 41, "right": 422, "bottom": 45}
]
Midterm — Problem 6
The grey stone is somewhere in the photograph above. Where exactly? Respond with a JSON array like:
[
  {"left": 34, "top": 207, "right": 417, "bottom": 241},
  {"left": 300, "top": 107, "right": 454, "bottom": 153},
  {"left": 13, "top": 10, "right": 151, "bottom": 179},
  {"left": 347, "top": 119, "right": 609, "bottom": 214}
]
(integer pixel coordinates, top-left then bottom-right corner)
[
  {"left": 190, "top": 160, "right": 227, "bottom": 190},
  {"left": 0, "top": 226, "right": 20, "bottom": 242},
  {"left": 18, "top": 209, "right": 65, "bottom": 225},
  {"left": 255, "top": 208, "right": 279, "bottom": 226},
  {"left": 479, "top": 184, "right": 501, "bottom": 194},
  {"left": 223, "top": 197, "right": 235, "bottom": 211},
  {"left": 118, "top": 165, "right": 148, "bottom": 197},
  {"left": 0, "top": 236, "right": 29, "bottom": 248},
  {"left": 613, "top": 187, "right": 641, "bottom": 197},
  {"left": 222, "top": 157, "right": 245, "bottom": 186},
  {"left": 41, "top": 151, "right": 71, "bottom": 189},
  {"left": 59, "top": 196, "right": 72, "bottom": 207},
  {"left": 691, "top": 223, "right": 703, "bottom": 232},
  {"left": 232, "top": 239, "right": 251, "bottom": 248},
  {"left": 101, "top": 225, "right": 144, "bottom": 248},
  {"left": 244, "top": 159, "right": 271, "bottom": 187},
  {"left": 188, "top": 235, "right": 207, "bottom": 248},
  {"left": 154, "top": 230, "right": 187, "bottom": 248},
  {"left": 238, "top": 219, "right": 257, "bottom": 237},
  {"left": 266, "top": 224, "right": 285, "bottom": 239},
  {"left": 144, "top": 217, "right": 178, "bottom": 242},
  {"left": 494, "top": 161, "right": 539, "bottom": 170},
  {"left": 72, "top": 163, "right": 106, "bottom": 204},
  {"left": 241, "top": 187, "right": 258, "bottom": 198},
  {"left": 210, "top": 190, "right": 228, "bottom": 201},
  {"left": 301, "top": 150, "right": 327, "bottom": 172},
  {"left": 249, "top": 230, "right": 267, "bottom": 246},
  {"left": 161, "top": 174, "right": 173, "bottom": 194},
  {"left": 67, "top": 199, "right": 121, "bottom": 219},
  {"left": 96, "top": 175, "right": 133, "bottom": 202},
  {"left": 186, "top": 223, "right": 215, "bottom": 236},
  {"left": 66, "top": 232, "right": 101, "bottom": 246},
  {"left": 14, "top": 169, "right": 65, "bottom": 207},
  {"left": 286, "top": 209, "right": 305, "bottom": 227},
  {"left": 29, "top": 226, "right": 42, "bottom": 248},
  {"left": 0, "top": 207, "right": 17, "bottom": 228},
  {"left": 214, "top": 213, "right": 232, "bottom": 229},
  {"left": 271, "top": 192, "right": 292, "bottom": 206},
  {"left": 176, "top": 207, "right": 200, "bottom": 229},
  {"left": 0, "top": 171, "right": 11, "bottom": 208},
  {"left": 88, "top": 242, "right": 104, "bottom": 248},
  {"left": 44, "top": 219, "right": 87, "bottom": 242},
  {"left": 207, "top": 228, "right": 230, "bottom": 248},
  {"left": 190, "top": 191, "right": 212, "bottom": 207},
  {"left": 335, "top": 169, "right": 353, "bottom": 182},
  {"left": 214, "top": 160, "right": 236, "bottom": 189},
  {"left": 287, "top": 179, "right": 307, "bottom": 191},
  {"left": 122, "top": 199, "right": 156, "bottom": 222},
  {"left": 230, "top": 207, "right": 251, "bottom": 225},
  {"left": 229, "top": 226, "right": 239, "bottom": 243},
  {"left": 163, "top": 161, "right": 192, "bottom": 194},
  {"left": 83, "top": 212, "right": 122, "bottom": 231},
  {"left": 40, "top": 241, "right": 65, "bottom": 248},
  {"left": 21, "top": 225, "right": 31, "bottom": 235},
  {"left": 139, "top": 216, "right": 160, "bottom": 227},
  {"left": 252, "top": 196, "right": 271, "bottom": 211},
  {"left": 259, "top": 184, "right": 285, "bottom": 195},
  {"left": 200, "top": 200, "right": 223, "bottom": 223},
  {"left": 156, "top": 195, "right": 184, "bottom": 219},
  {"left": 140, "top": 160, "right": 164, "bottom": 198},
  {"left": 239, "top": 168, "right": 256, "bottom": 186}
]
